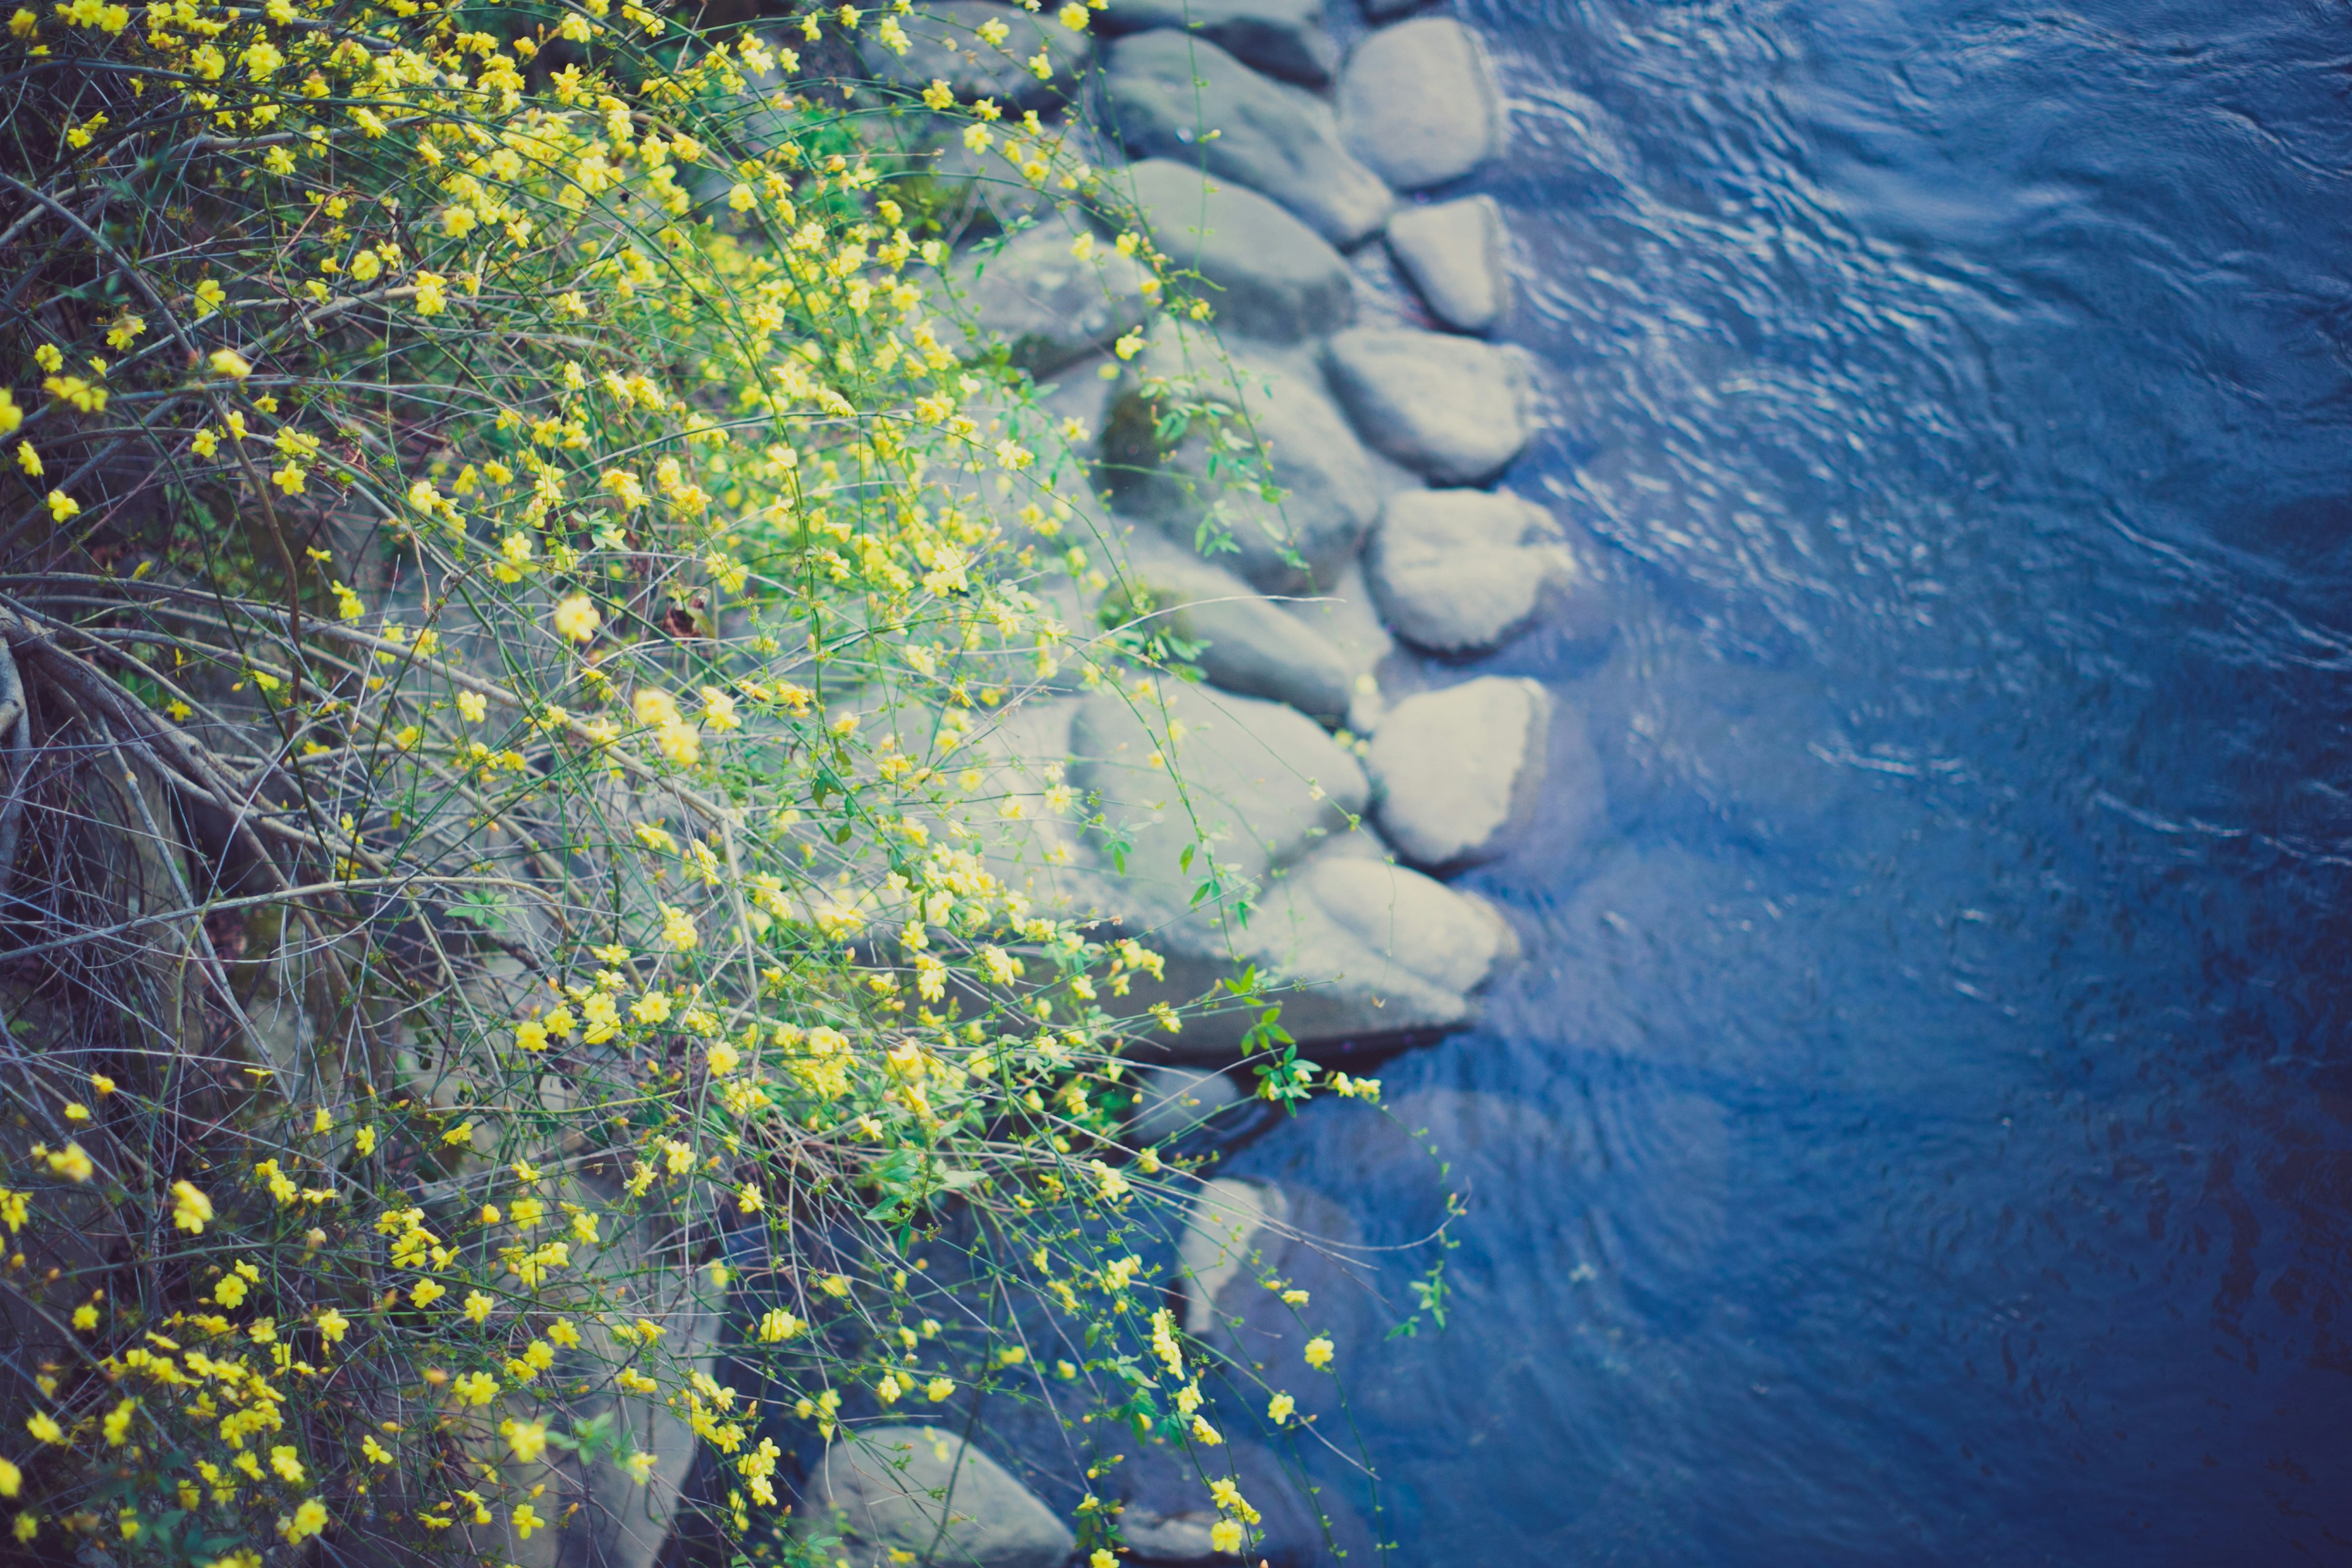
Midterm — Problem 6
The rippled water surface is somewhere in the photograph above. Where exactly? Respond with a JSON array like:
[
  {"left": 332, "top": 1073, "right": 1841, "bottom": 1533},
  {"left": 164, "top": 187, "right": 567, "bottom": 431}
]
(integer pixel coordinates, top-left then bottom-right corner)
[{"left": 1231, "top": 1, "right": 2352, "bottom": 1561}]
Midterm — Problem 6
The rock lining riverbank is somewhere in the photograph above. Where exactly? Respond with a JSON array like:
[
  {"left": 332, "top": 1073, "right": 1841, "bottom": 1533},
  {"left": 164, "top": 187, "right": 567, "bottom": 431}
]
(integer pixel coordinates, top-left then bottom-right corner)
[{"left": 801, "top": 6, "right": 1611, "bottom": 1561}]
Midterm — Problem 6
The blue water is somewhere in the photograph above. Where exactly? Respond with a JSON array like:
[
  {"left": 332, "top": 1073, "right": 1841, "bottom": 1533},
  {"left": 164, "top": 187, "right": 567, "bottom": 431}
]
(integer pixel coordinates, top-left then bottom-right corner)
[{"left": 1230, "top": 1, "right": 2352, "bottom": 1561}]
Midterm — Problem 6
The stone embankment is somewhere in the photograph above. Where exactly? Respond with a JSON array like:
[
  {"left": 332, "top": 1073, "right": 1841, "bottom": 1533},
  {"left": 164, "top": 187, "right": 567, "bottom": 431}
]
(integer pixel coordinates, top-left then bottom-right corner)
[{"left": 800, "top": 6, "right": 1611, "bottom": 1562}]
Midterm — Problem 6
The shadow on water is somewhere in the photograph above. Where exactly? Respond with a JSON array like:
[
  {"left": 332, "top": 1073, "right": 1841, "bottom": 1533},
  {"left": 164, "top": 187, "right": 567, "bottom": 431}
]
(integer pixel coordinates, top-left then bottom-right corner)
[{"left": 1228, "top": 0, "right": 2352, "bottom": 1561}]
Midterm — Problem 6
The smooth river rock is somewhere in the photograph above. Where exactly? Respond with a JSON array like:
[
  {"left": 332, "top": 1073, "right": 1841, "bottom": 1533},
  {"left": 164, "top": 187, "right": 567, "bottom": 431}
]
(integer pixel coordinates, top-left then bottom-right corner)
[
  {"left": 1369, "top": 677, "right": 1551, "bottom": 869},
  {"left": 1367, "top": 488, "right": 1569, "bottom": 653},
  {"left": 1322, "top": 326, "right": 1529, "bottom": 484},
  {"left": 1071, "top": 680, "right": 1368, "bottom": 892},
  {"left": 943, "top": 219, "right": 1151, "bottom": 377},
  {"left": 1098, "top": 529, "right": 1360, "bottom": 723},
  {"left": 1128, "top": 1064, "right": 1242, "bottom": 1144},
  {"left": 1336, "top": 18, "right": 1502, "bottom": 191},
  {"left": 803, "top": 1426, "right": 1074, "bottom": 1568},
  {"left": 864, "top": 0, "right": 1089, "bottom": 110},
  {"left": 1104, "top": 337, "right": 1381, "bottom": 592},
  {"left": 986, "top": 693, "right": 1515, "bottom": 1054},
  {"left": 1096, "top": 0, "right": 1337, "bottom": 84},
  {"left": 1104, "top": 33, "right": 1393, "bottom": 247},
  {"left": 1388, "top": 194, "right": 1511, "bottom": 332},
  {"left": 1177, "top": 1177, "right": 1287, "bottom": 1330},
  {"left": 1120, "top": 157, "right": 1355, "bottom": 342}
]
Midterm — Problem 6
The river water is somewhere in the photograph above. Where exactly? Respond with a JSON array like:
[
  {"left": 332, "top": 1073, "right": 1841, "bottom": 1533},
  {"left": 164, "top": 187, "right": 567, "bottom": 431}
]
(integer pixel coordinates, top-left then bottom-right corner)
[{"left": 1227, "top": 1, "right": 2352, "bottom": 1561}]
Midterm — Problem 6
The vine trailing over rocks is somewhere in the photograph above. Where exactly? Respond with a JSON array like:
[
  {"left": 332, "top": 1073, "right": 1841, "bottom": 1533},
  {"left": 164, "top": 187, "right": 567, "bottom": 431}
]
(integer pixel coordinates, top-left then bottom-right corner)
[{"left": 0, "top": 1, "right": 1435, "bottom": 1566}]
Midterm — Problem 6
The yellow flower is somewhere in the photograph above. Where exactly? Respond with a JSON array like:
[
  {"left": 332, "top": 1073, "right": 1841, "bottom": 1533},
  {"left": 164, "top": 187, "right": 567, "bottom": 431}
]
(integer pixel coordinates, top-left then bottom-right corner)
[
  {"left": 268, "top": 1446, "right": 304, "bottom": 1482},
  {"left": 1208, "top": 1520, "right": 1243, "bottom": 1554},
  {"left": 0, "top": 1459, "right": 15, "bottom": 1497},
  {"left": 552, "top": 594, "right": 601, "bottom": 643},
  {"left": 659, "top": 903, "right": 697, "bottom": 949},
  {"left": 24, "top": 1414, "right": 62, "bottom": 1444},
  {"left": 10, "top": 1513, "right": 31, "bottom": 1544},
  {"left": 511, "top": 1503, "right": 543, "bottom": 1540},
  {"left": 354, "top": 1125, "right": 377, "bottom": 1155},
  {"left": 633, "top": 688, "right": 679, "bottom": 728},
  {"left": 1303, "top": 1335, "right": 1334, "bottom": 1370},
  {"left": 409, "top": 1279, "right": 446, "bottom": 1308},
  {"left": 45, "top": 491, "right": 78, "bottom": 522},
  {"left": 698, "top": 686, "right": 740, "bottom": 731},
  {"left": 208, "top": 349, "right": 251, "bottom": 379},
  {"left": 315, "top": 1308, "right": 349, "bottom": 1343},
  {"left": 214, "top": 1275, "right": 247, "bottom": 1308},
  {"left": 1189, "top": 1414, "right": 1222, "bottom": 1446},
  {"left": 505, "top": 1419, "right": 549, "bottom": 1462},
  {"left": 456, "top": 690, "right": 487, "bottom": 723},
  {"left": 927, "top": 1376, "right": 954, "bottom": 1402},
  {"left": 654, "top": 722, "right": 701, "bottom": 766},
  {"left": 280, "top": 1499, "right": 326, "bottom": 1545},
  {"left": 1059, "top": 2, "right": 1087, "bottom": 26},
  {"left": 462, "top": 1290, "right": 492, "bottom": 1324},
  {"left": 170, "top": 1180, "right": 213, "bottom": 1234},
  {"left": 194, "top": 279, "right": 226, "bottom": 312},
  {"left": 1267, "top": 1392, "right": 1294, "bottom": 1422}
]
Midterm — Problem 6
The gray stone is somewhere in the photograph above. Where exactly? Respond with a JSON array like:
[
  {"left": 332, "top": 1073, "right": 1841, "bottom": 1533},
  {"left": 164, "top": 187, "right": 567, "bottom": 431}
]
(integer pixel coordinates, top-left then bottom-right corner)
[
  {"left": 1277, "top": 557, "right": 1392, "bottom": 733},
  {"left": 1104, "top": 34, "right": 1392, "bottom": 247},
  {"left": 1367, "top": 488, "right": 1569, "bottom": 653},
  {"left": 864, "top": 1, "right": 1090, "bottom": 110},
  {"left": 1071, "top": 679, "right": 1368, "bottom": 895},
  {"left": 1369, "top": 677, "right": 1550, "bottom": 869},
  {"left": 1337, "top": 18, "right": 1501, "bottom": 191},
  {"left": 1322, "top": 326, "right": 1528, "bottom": 484},
  {"left": 943, "top": 219, "right": 1151, "bottom": 377},
  {"left": 1387, "top": 195, "right": 1510, "bottom": 332},
  {"left": 1128, "top": 1064, "right": 1242, "bottom": 1143},
  {"left": 1104, "top": 336, "right": 1380, "bottom": 593},
  {"left": 1096, "top": 0, "right": 1336, "bottom": 84},
  {"left": 1100, "top": 531, "right": 1359, "bottom": 722},
  {"left": 1120, "top": 1509, "right": 1231, "bottom": 1563},
  {"left": 981, "top": 691, "right": 1517, "bottom": 1057},
  {"left": 1177, "top": 1177, "right": 1286, "bottom": 1329},
  {"left": 1118, "top": 157, "right": 1354, "bottom": 342},
  {"left": 804, "top": 1426, "right": 1075, "bottom": 1568}
]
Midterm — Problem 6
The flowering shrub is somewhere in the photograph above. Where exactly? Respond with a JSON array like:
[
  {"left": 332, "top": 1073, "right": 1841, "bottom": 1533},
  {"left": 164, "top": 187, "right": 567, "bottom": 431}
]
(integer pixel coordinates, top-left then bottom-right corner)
[{"left": 0, "top": 0, "right": 1362, "bottom": 1562}]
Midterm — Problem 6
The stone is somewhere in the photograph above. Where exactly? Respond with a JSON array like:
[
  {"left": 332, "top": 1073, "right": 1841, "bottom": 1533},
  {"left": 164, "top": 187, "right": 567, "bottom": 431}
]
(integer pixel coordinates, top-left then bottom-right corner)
[
  {"left": 1128, "top": 1065, "right": 1242, "bottom": 1144},
  {"left": 804, "top": 1426, "right": 1075, "bottom": 1568},
  {"left": 1096, "top": 0, "right": 1336, "bottom": 85},
  {"left": 1321, "top": 326, "right": 1528, "bottom": 484},
  {"left": 1104, "top": 336, "right": 1380, "bottom": 593},
  {"left": 1278, "top": 557, "right": 1393, "bottom": 731},
  {"left": 1177, "top": 1177, "right": 1286, "bottom": 1329},
  {"left": 1099, "top": 530, "right": 1359, "bottom": 722},
  {"left": 1085, "top": 831, "right": 1519, "bottom": 1057},
  {"left": 942, "top": 220, "right": 1151, "bottom": 377},
  {"left": 862, "top": 0, "right": 1090, "bottom": 110},
  {"left": 1118, "top": 157, "right": 1354, "bottom": 342},
  {"left": 1369, "top": 677, "right": 1551, "bottom": 869},
  {"left": 1071, "top": 680, "right": 1368, "bottom": 895},
  {"left": 1366, "top": 488, "right": 1570, "bottom": 654},
  {"left": 1104, "top": 34, "right": 1392, "bottom": 247},
  {"left": 1336, "top": 18, "right": 1501, "bottom": 191},
  {"left": 1120, "top": 1509, "right": 1230, "bottom": 1563},
  {"left": 1387, "top": 194, "right": 1510, "bottom": 332},
  {"left": 982, "top": 689, "right": 1517, "bottom": 1056}
]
